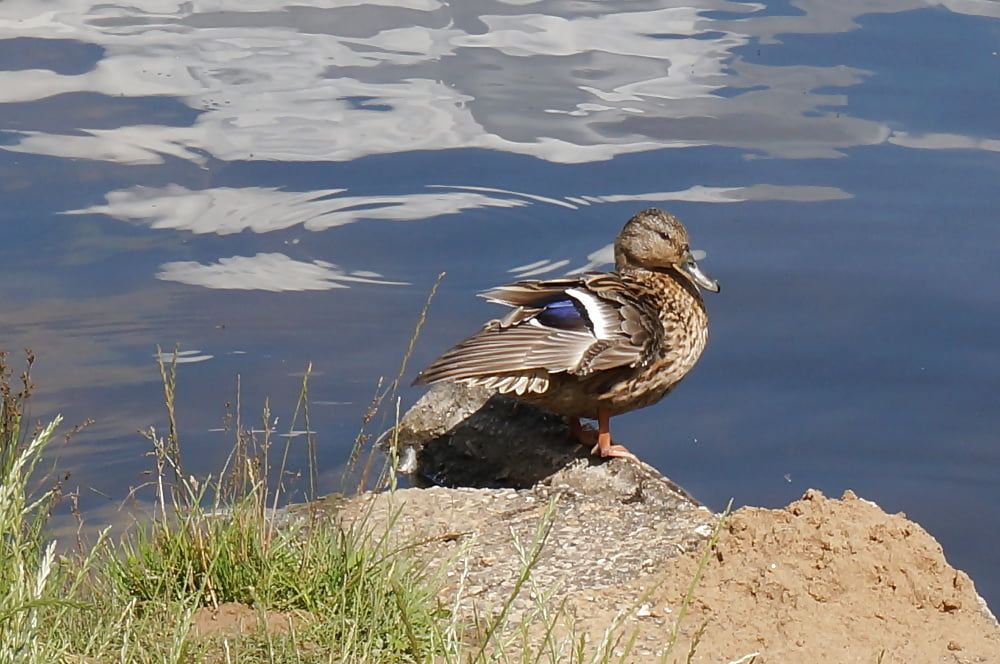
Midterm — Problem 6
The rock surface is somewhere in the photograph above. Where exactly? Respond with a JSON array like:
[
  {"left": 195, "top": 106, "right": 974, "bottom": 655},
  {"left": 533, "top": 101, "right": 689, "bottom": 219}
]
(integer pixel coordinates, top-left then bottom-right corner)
[
  {"left": 298, "top": 383, "right": 1000, "bottom": 662},
  {"left": 335, "top": 463, "right": 716, "bottom": 626}
]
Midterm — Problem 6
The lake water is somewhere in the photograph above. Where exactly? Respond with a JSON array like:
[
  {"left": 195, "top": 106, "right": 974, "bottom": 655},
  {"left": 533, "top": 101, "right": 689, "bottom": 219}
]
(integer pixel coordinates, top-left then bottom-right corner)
[{"left": 1, "top": 0, "right": 998, "bottom": 606}]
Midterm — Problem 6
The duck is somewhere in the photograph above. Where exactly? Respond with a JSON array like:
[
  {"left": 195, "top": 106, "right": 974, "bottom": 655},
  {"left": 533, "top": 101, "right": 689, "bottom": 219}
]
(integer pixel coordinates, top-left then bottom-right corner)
[{"left": 413, "top": 208, "right": 719, "bottom": 461}]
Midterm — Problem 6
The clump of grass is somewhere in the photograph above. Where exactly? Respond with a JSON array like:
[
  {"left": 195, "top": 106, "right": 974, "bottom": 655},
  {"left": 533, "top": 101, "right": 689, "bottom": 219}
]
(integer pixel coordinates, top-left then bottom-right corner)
[
  {"left": 0, "top": 351, "right": 104, "bottom": 662},
  {"left": 106, "top": 457, "right": 446, "bottom": 660},
  {"left": 0, "top": 412, "right": 65, "bottom": 661},
  {"left": 0, "top": 349, "right": 37, "bottom": 480},
  {"left": 0, "top": 349, "right": 455, "bottom": 663},
  {"left": 96, "top": 351, "right": 449, "bottom": 662}
]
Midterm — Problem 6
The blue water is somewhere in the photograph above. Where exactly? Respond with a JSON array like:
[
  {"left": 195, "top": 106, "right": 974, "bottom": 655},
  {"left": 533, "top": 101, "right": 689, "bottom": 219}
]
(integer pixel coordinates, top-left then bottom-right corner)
[{"left": 1, "top": 0, "right": 998, "bottom": 607}]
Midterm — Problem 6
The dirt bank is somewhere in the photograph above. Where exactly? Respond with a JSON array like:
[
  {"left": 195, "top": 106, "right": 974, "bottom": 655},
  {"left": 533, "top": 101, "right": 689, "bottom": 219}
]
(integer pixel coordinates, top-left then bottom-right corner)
[
  {"left": 332, "top": 483, "right": 998, "bottom": 663},
  {"left": 557, "top": 488, "right": 1000, "bottom": 663}
]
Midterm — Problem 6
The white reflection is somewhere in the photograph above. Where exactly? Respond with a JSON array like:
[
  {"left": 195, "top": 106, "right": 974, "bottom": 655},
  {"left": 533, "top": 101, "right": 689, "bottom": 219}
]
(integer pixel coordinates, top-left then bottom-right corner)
[
  {"left": 0, "top": 0, "right": 995, "bottom": 166},
  {"left": 66, "top": 185, "right": 346, "bottom": 234},
  {"left": 591, "top": 184, "right": 853, "bottom": 204},
  {"left": 889, "top": 131, "right": 1000, "bottom": 153},
  {"left": 66, "top": 180, "right": 849, "bottom": 289},
  {"left": 156, "top": 252, "right": 409, "bottom": 291},
  {"left": 566, "top": 244, "right": 616, "bottom": 275},
  {"left": 66, "top": 184, "right": 530, "bottom": 233},
  {"left": 152, "top": 349, "right": 213, "bottom": 364},
  {"left": 4, "top": 128, "right": 206, "bottom": 165},
  {"left": 510, "top": 259, "right": 571, "bottom": 277},
  {"left": 69, "top": 182, "right": 849, "bottom": 237}
]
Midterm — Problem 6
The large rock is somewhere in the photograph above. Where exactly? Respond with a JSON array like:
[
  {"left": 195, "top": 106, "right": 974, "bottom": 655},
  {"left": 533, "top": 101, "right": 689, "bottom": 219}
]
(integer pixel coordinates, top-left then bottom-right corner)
[
  {"left": 392, "top": 381, "right": 695, "bottom": 504},
  {"left": 288, "top": 383, "right": 999, "bottom": 661},
  {"left": 348, "top": 382, "right": 715, "bottom": 621}
]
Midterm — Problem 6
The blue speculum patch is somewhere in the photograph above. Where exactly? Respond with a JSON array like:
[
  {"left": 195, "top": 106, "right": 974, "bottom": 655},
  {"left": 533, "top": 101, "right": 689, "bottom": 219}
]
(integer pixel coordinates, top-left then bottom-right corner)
[{"left": 537, "top": 298, "right": 591, "bottom": 332}]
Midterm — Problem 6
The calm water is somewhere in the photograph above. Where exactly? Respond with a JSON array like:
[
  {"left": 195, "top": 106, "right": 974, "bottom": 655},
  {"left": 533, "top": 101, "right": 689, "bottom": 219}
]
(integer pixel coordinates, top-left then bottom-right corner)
[{"left": 1, "top": 0, "right": 998, "bottom": 605}]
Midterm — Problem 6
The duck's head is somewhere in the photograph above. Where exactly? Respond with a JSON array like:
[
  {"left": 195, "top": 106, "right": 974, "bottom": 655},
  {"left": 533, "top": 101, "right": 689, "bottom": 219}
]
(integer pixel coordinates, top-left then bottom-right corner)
[{"left": 614, "top": 208, "right": 720, "bottom": 293}]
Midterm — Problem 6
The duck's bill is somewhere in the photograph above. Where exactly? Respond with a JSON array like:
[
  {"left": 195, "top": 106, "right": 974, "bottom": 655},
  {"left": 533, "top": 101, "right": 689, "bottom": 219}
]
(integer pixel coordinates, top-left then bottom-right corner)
[{"left": 681, "top": 258, "right": 720, "bottom": 292}]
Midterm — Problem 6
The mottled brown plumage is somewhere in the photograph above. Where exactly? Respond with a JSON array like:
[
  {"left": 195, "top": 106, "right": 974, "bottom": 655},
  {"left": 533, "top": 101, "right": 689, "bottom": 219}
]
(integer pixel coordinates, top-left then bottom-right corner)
[{"left": 414, "top": 208, "right": 719, "bottom": 460}]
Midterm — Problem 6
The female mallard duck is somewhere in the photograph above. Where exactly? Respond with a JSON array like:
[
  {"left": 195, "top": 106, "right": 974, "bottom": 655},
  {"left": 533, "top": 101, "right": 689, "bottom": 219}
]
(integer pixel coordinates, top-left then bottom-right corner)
[{"left": 414, "top": 208, "right": 719, "bottom": 461}]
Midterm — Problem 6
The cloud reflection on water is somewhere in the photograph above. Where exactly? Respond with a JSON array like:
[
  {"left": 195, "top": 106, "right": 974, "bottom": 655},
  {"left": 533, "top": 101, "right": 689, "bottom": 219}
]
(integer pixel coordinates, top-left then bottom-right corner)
[
  {"left": 65, "top": 184, "right": 534, "bottom": 233},
  {"left": 68, "top": 181, "right": 850, "bottom": 234},
  {"left": 889, "top": 131, "right": 1000, "bottom": 153},
  {"left": 68, "top": 180, "right": 849, "bottom": 289},
  {"left": 156, "top": 253, "right": 409, "bottom": 291},
  {"left": 1, "top": 0, "right": 997, "bottom": 167}
]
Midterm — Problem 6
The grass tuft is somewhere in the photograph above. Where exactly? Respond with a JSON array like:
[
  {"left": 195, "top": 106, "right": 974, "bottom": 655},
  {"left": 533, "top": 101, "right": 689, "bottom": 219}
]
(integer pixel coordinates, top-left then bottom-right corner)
[
  {"left": 0, "top": 350, "right": 451, "bottom": 663},
  {"left": 0, "top": 350, "right": 101, "bottom": 662},
  {"left": 100, "top": 350, "right": 448, "bottom": 662}
]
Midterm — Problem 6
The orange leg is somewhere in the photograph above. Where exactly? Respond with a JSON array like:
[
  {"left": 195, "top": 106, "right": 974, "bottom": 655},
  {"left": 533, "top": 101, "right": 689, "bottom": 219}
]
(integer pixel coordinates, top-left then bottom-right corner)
[
  {"left": 569, "top": 412, "right": 637, "bottom": 461},
  {"left": 592, "top": 409, "right": 637, "bottom": 461}
]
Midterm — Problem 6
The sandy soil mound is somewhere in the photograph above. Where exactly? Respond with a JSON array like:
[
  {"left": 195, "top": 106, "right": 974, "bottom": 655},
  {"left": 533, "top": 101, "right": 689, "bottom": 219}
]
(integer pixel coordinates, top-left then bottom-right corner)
[
  {"left": 560, "top": 489, "right": 999, "bottom": 663},
  {"left": 190, "top": 602, "right": 299, "bottom": 639},
  {"left": 378, "top": 383, "right": 999, "bottom": 662}
]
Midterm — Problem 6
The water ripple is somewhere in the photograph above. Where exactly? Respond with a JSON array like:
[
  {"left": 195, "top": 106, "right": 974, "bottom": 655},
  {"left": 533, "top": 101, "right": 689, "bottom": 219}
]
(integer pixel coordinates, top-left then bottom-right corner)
[{"left": 1, "top": 0, "right": 995, "bottom": 166}]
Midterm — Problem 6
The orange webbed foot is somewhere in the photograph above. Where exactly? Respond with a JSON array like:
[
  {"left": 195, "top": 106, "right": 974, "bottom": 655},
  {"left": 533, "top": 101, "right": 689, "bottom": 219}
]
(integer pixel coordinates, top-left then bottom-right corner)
[
  {"left": 569, "top": 413, "right": 639, "bottom": 462},
  {"left": 592, "top": 442, "right": 638, "bottom": 461},
  {"left": 591, "top": 428, "right": 638, "bottom": 462}
]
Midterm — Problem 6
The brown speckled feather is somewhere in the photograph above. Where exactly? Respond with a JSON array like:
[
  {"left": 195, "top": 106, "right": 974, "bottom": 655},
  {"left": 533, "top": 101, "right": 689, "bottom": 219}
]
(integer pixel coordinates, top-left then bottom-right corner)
[{"left": 413, "top": 274, "right": 664, "bottom": 389}]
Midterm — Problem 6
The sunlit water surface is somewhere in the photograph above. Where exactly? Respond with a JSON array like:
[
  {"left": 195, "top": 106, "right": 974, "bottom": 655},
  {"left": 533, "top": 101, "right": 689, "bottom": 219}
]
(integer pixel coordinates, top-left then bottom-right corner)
[{"left": 1, "top": 0, "right": 998, "bottom": 605}]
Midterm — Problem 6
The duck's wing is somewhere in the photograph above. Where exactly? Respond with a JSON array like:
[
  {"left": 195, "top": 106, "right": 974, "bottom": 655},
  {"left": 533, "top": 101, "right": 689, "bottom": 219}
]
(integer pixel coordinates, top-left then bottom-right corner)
[{"left": 413, "top": 274, "right": 661, "bottom": 393}]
